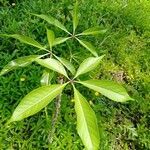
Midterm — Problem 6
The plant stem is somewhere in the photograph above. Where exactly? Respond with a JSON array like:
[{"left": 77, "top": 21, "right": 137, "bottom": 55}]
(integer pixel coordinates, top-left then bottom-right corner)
[{"left": 48, "top": 76, "right": 64, "bottom": 146}]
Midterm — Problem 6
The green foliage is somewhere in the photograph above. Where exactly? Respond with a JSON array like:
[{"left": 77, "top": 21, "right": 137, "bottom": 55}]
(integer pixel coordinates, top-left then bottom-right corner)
[
  {"left": 32, "top": 14, "right": 70, "bottom": 34},
  {"left": 79, "top": 80, "right": 133, "bottom": 102},
  {"left": 74, "top": 55, "right": 105, "bottom": 78},
  {"left": 9, "top": 84, "right": 66, "bottom": 122},
  {"left": 40, "top": 69, "right": 53, "bottom": 86},
  {"left": 0, "top": 34, "right": 45, "bottom": 49},
  {"left": 72, "top": 0, "right": 79, "bottom": 34},
  {"left": 0, "top": 0, "right": 149, "bottom": 149},
  {"left": 0, "top": 2, "right": 132, "bottom": 149},
  {"left": 76, "top": 39, "right": 98, "bottom": 57},
  {"left": 55, "top": 57, "right": 76, "bottom": 75},
  {"left": 78, "top": 27, "right": 107, "bottom": 36},
  {"left": 46, "top": 29, "right": 55, "bottom": 50},
  {"left": 73, "top": 87, "right": 100, "bottom": 150},
  {"left": 36, "top": 58, "right": 68, "bottom": 78},
  {"left": 0, "top": 55, "right": 41, "bottom": 76}
]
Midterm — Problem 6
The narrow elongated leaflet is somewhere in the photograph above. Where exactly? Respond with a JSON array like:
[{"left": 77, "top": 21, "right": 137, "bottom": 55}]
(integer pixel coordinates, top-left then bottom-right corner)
[
  {"left": 78, "top": 27, "right": 107, "bottom": 36},
  {"left": 74, "top": 55, "right": 105, "bottom": 78},
  {"left": 76, "top": 38, "right": 98, "bottom": 57},
  {"left": 32, "top": 14, "right": 70, "bottom": 34},
  {"left": 36, "top": 58, "right": 68, "bottom": 78},
  {"left": 0, "top": 55, "right": 41, "bottom": 76},
  {"left": 0, "top": 34, "right": 44, "bottom": 49},
  {"left": 9, "top": 84, "right": 67, "bottom": 122},
  {"left": 73, "top": 87, "right": 100, "bottom": 150},
  {"left": 73, "top": 1, "right": 79, "bottom": 33},
  {"left": 47, "top": 29, "right": 55, "bottom": 49},
  {"left": 46, "top": 29, "right": 70, "bottom": 47},
  {"left": 53, "top": 37, "right": 70, "bottom": 46},
  {"left": 55, "top": 56, "right": 76, "bottom": 75},
  {"left": 79, "top": 80, "right": 134, "bottom": 102}
]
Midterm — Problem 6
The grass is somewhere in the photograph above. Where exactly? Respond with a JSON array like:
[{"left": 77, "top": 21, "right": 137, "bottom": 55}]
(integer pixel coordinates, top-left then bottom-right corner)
[{"left": 0, "top": 0, "right": 150, "bottom": 149}]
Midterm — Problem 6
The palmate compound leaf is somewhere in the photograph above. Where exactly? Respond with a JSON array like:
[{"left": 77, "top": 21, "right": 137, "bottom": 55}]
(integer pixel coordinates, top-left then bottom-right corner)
[
  {"left": 55, "top": 56, "right": 76, "bottom": 75},
  {"left": 74, "top": 55, "right": 105, "bottom": 78},
  {"left": 78, "top": 27, "right": 107, "bottom": 36},
  {"left": 73, "top": 87, "right": 100, "bottom": 150},
  {"left": 9, "top": 84, "right": 67, "bottom": 122},
  {"left": 79, "top": 80, "right": 134, "bottom": 102},
  {"left": 76, "top": 38, "right": 98, "bottom": 57},
  {"left": 36, "top": 58, "right": 68, "bottom": 78},
  {"left": 0, "top": 34, "right": 44, "bottom": 49},
  {"left": 32, "top": 14, "right": 70, "bottom": 34},
  {"left": 0, "top": 55, "right": 41, "bottom": 76}
]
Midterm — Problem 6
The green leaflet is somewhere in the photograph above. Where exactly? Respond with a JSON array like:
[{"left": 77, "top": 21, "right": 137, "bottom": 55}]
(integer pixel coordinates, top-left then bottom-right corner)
[
  {"left": 36, "top": 58, "right": 68, "bottom": 78},
  {"left": 33, "top": 14, "right": 70, "bottom": 34},
  {"left": 78, "top": 27, "right": 107, "bottom": 36},
  {"left": 76, "top": 38, "right": 98, "bottom": 57},
  {"left": 0, "top": 55, "right": 41, "bottom": 76},
  {"left": 79, "top": 80, "right": 134, "bottom": 102},
  {"left": 74, "top": 55, "right": 105, "bottom": 78},
  {"left": 73, "top": 1, "right": 79, "bottom": 34},
  {"left": 46, "top": 29, "right": 70, "bottom": 48},
  {"left": 9, "top": 84, "right": 67, "bottom": 122},
  {"left": 73, "top": 87, "right": 100, "bottom": 150},
  {"left": 55, "top": 56, "right": 76, "bottom": 75},
  {"left": 0, "top": 34, "right": 44, "bottom": 49},
  {"left": 47, "top": 29, "right": 55, "bottom": 49},
  {"left": 53, "top": 37, "right": 70, "bottom": 46}
]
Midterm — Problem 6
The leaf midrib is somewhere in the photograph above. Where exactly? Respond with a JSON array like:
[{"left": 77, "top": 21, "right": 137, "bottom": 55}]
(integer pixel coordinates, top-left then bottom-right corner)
[
  {"left": 76, "top": 92, "right": 93, "bottom": 147},
  {"left": 81, "top": 82, "right": 126, "bottom": 98},
  {"left": 13, "top": 85, "right": 63, "bottom": 119}
]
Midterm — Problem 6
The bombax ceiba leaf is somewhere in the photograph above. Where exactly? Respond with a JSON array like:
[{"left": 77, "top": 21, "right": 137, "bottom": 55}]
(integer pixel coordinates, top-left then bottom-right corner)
[
  {"left": 36, "top": 58, "right": 68, "bottom": 78},
  {"left": 73, "top": 87, "right": 100, "bottom": 150},
  {"left": 0, "top": 34, "right": 44, "bottom": 49},
  {"left": 74, "top": 55, "right": 105, "bottom": 78},
  {"left": 79, "top": 80, "right": 134, "bottom": 102},
  {"left": 32, "top": 14, "right": 70, "bottom": 34},
  {"left": 0, "top": 55, "right": 41, "bottom": 76},
  {"left": 9, "top": 84, "right": 67, "bottom": 122}
]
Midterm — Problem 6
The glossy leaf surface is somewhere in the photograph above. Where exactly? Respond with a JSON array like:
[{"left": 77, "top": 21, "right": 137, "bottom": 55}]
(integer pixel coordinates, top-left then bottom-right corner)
[
  {"left": 47, "top": 29, "right": 55, "bottom": 49},
  {"left": 0, "top": 55, "right": 40, "bottom": 76},
  {"left": 9, "top": 84, "right": 66, "bottom": 122},
  {"left": 76, "top": 39, "right": 98, "bottom": 57},
  {"left": 53, "top": 37, "right": 70, "bottom": 46},
  {"left": 73, "top": 1, "right": 79, "bottom": 33},
  {"left": 79, "top": 27, "right": 107, "bottom": 36},
  {"left": 33, "top": 14, "right": 69, "bottom": 34},
  {"left": 74, "top": 55, "right": 105, "bottom": 78},
  {"left": 73, "top": 87, "right": 100, "bottom": 150},
  {"left": 79, "top": 80, "right": 133, "bottom": 102},
  {"left": 56, "top": 56, "right": 76, "bottom": 75},
  {"left": 0, "top": 34, "right": 44, "bottom": 49},
  {"left": 36, "top": 58, "right": 68, "bottom": 78}
]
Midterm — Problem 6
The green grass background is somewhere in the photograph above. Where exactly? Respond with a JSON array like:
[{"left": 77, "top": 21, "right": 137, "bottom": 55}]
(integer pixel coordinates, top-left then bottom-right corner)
[{"left": 0, "top": 0, "right": 150, "bottom": 149}]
